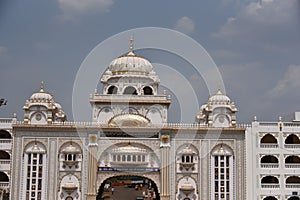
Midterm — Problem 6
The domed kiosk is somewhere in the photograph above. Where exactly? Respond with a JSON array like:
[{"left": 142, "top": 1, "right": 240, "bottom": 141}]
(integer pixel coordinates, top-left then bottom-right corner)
[
  {"left": 90, "top": 37, "right": 170, "bottom": 126},
  {"left": 196, "top": 87, "right": 237, "bottom": 127}
]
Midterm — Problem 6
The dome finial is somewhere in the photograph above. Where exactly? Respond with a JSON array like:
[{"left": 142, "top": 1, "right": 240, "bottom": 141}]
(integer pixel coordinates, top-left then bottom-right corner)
[
  {"left": 130, "top": 35, "right": 134, "bottom": 53},
  {"left": 218, "top": 81, "right": 221, "bottom": 92},
  {"left": 40, "top": 81, "right": 45, "bottom": 92}
]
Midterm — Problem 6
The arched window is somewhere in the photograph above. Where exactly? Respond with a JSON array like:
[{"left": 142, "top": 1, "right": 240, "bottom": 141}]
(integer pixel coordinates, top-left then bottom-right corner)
[
  {"left": 107, "top": 85, "right": 118, "bottom": 94},
  {"left": 261, "top": 134, "right": 277, "bottom": 143},
  {"left": 143, "top": 86, "right": 153, "bottom": 95},
  {"left": 0, "top": 172, "right": 9, "bottom": 182},
  {"left": 0, "top": 130, "right": 11, "bottom": 139},
  {"left": 123, "top": 86, "right": 137, "bottom": 95},
  {"left": 286, "top": 176, "right": 300, "bottom": 184},
  {"left": 24, "top": 142, "right": 46, "bottom": 200},
  {"left": 261, "top": 155, "right": 278, "bottom": 163},
  {"left": 285, "top": 134, "right": 300, "bottom": 144},
  {"left": 285, "top": 155, "right": 300, "bottom": 164},
  {"left": 211, "top": 144, "right": 233, "bottom": 200},
  {"left": 263, "top": 196, "right": 278, "bottom": 200},
  {"left": 61, "top": 142, "right": 81, "bottom": 169},
  {"left": 0, "top": 150, "right": 10, "bottom": 159},
  {"left": 261, "top": 176, "right": 279, "bottom": 184},
  {"left": 122, "top": 155, "right": 126, "bottom": 162}
]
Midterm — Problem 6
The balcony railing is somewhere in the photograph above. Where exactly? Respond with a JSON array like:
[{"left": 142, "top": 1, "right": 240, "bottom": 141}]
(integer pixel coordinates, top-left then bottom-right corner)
[
  {"left": 0, "top": 159, "right": 10, "bottom": 171},
  {"left": 286, "top": 183, "right": 300, "bottom": 188},
  {"left": 261, "top": 183, "right": 280, "bottom": 188},
  {"left": 284, "top": 144, "right": 300, "bottom": 148},
  {"left": 261, "top": 163, "right": 279, "bottom": 168},
  {"left": 0, "top": 139, "right": 12, "bottom": 149},
  {"left": 0, "top": 118, "right": 14, "bottom": 124},
  {"left": 285, "top": 163, "right": 300, "bottom": 168},
  {"left": 260, "top": 144, "right": 278, "bottom": 148},
  {"left": 0, "top": 182, "right": 9, "bottom": 188},
  {"left": 16, "top": 121, "right": 250, "bottom": 129}
]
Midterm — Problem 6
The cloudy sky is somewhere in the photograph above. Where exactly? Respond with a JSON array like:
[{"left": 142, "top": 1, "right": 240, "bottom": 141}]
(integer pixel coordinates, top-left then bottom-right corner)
[{"left": 0, "top": 0, "right": 300, "bottom": 123}]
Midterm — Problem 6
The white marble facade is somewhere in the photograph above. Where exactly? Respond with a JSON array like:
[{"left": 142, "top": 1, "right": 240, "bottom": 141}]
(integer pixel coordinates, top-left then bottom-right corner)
[{"left": 7, "top": 40, "right": 248, "bottom": 200}]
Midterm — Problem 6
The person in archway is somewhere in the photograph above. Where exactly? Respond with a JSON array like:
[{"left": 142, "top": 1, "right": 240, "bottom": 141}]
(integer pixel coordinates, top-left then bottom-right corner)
[{"left": 111, "top": 187, "right": 114, "bottom": 195}]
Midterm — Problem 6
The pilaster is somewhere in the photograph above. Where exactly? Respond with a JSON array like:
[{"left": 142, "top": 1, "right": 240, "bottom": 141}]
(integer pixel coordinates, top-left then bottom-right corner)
[
  {"left": 86, "top": 133, "right": 98, "bottom": 199},
  {"left": 160, "top": 134, "right": 170, "bottom": 200}
]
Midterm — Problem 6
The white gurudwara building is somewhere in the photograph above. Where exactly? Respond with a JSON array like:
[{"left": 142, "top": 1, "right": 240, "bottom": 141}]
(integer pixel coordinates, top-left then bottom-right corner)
[{"left": 2, "top": 39, "right": 298, "bottom": 200}]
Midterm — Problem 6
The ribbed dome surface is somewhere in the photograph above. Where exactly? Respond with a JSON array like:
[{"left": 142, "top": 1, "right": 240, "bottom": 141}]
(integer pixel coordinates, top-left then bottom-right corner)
[
  {"left": 30, "top": 91, "right": 53, "bottom": 101},
  {"left": 29, "top": 82, "right": 53, "bottom": 102},
  {"left": 108, "top": 52, "right": 153, "bottom": 75},
  {"left": 209, "top": 90, "right": 230, "bottom": 103}
]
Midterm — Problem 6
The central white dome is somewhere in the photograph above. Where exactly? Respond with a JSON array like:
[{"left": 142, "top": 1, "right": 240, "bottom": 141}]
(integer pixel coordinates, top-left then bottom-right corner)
[{"left": 108, "top": 52, "right": 154, "bottom": 75}]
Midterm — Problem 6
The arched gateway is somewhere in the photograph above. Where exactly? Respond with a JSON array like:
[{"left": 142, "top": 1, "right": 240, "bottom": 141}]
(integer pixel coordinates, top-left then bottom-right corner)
[
  {"left": 96, "top": 175, "right": 160, "bottom": 200},
  {"left": 96, "top": 142, "right": 161, "bottom": 199}
]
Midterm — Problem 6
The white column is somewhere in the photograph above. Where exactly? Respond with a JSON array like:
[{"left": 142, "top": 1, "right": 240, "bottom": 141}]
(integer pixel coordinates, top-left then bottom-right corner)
[
  {"left": 160, "top": 147, "right": 170, "bottom": 200},
  {"left": 86, "top": 134, "right": 98, "bottom": 200}
]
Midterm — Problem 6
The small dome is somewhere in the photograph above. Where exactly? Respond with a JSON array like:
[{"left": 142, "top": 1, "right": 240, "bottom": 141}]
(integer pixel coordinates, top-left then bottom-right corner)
[
  {"left": 209, "top": 89, "right": 230, "bottom": 103},
  {"left": 108, "top": 53, "right": 154, "bottom": 75},
  {"left": 108, "top": 113, "right": 151, "bottom": 127},
  {"left": 112, "top": 144, "right": 147, "bottom": 154},
  {"left": 29, "top": 81, "right": 53, "bottom": 102},
  {"left": 30, "top": 92, "right": 52, "bottom": 101}
]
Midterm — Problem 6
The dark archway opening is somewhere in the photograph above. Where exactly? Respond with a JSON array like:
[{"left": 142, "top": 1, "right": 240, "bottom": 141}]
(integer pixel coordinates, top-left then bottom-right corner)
[
  {"left": 288, "top": 196, "right": 300, "bottom": 200},
  {"left": 143, "top": 86, "right": 153, "bottom": 95},
  {"left": 261, "top": 176, "right": 279, "bottom": 184},
  {"left": 263, "top": 196, "right": 277, "bottom": 200},
  {"left": 286, "top": 176, "right": 300, "bottom": 184},
  {"left": 261, "top": 134, "right": 277, "bottom": 143},
  {"left": 286, "top": 155, "right": 300, "bottom": 164},
  {"left": 107, "top": 86, "right": 118, "bottom": 94},
  {"left": 261, "top": 155, "right": 278, "bottom": 163},
  {"left": 96, "top": 175, "right": 160, "bottom": 200},
  {"left": 0, "top": 130, "right": 11, "bottom": 139},
  {"left": 0, "top": 172, "right": 9, "bottom": 182},
  {"left": 0, "top": 151, "right": 10, "bottom": 159},
  {"left": 123, "top": 86, "right": 138, "bottom": 95},
  {"left": 285, "top": 134, "right": 300, "bottom": 144}
]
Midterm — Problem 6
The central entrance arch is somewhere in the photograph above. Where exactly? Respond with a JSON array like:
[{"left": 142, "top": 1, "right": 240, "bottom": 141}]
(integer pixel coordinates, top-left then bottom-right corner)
[{"left": 96, "top": 175, "right": 160, "bottom": 200}]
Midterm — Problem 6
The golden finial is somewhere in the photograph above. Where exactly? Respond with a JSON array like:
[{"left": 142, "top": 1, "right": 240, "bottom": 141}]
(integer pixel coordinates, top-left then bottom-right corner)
[
  {"left": 130, "top": 35, "right": 134, "bottom": 53},
  {"left": 40, "top": 81, "right": 44, "bottom": 92}
]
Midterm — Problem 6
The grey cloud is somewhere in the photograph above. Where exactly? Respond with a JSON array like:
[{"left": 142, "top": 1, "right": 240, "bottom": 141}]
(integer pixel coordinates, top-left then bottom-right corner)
[
  {"left": 268, "top": 65, "right": 300, "bottom": 98},
  {"left": 58, "top": 0, "right": 114, "bottom": 21},
  {"left": 174, "top": 16, "right": 196, "bottom": 35},
  {"left": 213, "top": 0, "right": 300, "bottom": 46}
]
